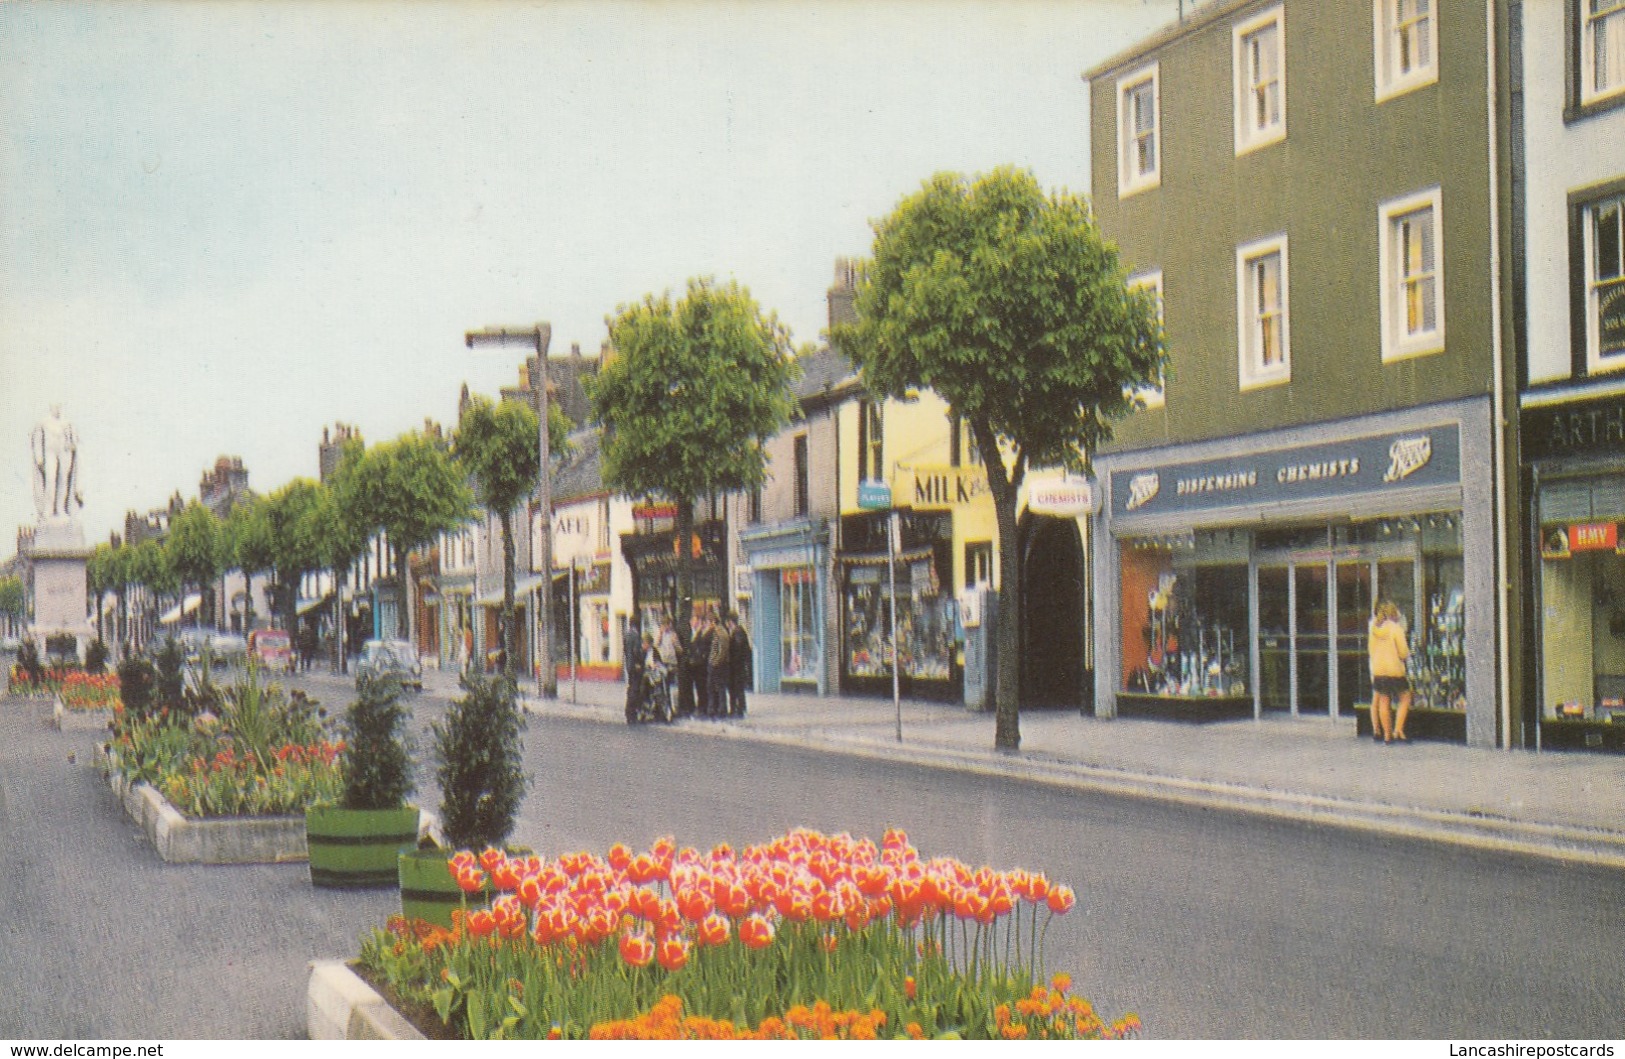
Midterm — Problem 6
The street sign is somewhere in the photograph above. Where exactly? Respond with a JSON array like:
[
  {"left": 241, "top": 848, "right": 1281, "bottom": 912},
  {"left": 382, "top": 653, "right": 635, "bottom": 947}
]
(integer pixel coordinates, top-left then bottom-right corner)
[{"left": 857, "top": 479, "right": 892, "bottom": 510}]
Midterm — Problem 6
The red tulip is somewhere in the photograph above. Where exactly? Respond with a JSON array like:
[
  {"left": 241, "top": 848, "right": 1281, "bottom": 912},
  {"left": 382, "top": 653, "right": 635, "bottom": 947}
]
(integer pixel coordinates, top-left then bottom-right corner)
[
  {"left": 1046, "top": 884, "right": 1076, "bottom": 914},
  {"left": 466, "top": 909, "right": 496, "bottom": 938},
  {"left": 479, "top": 847, "right": 505, "bottom": 872},
  {"left": 738, "top": 913, "right": 775, "bottom": 950},
  {"left": 676, "top": 886, "right": 713, "bottom": 923},
  {"left": 455, "top": 866, "right": 488, "bottom": 894},
  {"left": 655, "top": 934, "right": 690, "bottom": 972},
  {"left": 618, "top": 929, "right": 654, "bottom": 968},
  {"left": 697, "top": 912, "right": 730, "bottom": 947},
  {"left": 607, "top": 843, "right": 632, "bottom": 871}
]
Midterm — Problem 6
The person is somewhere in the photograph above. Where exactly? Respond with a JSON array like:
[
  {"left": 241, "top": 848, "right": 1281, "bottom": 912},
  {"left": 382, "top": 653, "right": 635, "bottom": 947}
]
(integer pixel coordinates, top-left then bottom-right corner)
[
  {"left": 686, "top": 607, "right": 712, "bottom": 717},
  {"left": 706, "top": 605, "right": 731, "bottom": 719},
  {"left": 655, "top": 613, "right": 681, "bottom": 705},
  {"left": 1368, "top": 601, "right": 1412, "bottom": 744},
  {"left": 623, "top": 616, "right": 645, "bottom": 717},
  {"left": 726, "top": 611, "right": 752, "bottom": 718}
]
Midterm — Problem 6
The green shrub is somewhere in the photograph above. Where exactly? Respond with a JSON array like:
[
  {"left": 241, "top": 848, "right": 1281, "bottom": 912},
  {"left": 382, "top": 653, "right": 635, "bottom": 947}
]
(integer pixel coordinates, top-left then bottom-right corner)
[
  {"left": 17, "top": 639, "right": 44, "bottom": 686},
  {"left": 154, "top": 638, "right": 186, "bottom": 714},
  {"left": 433, "top": 673, "right": 526, "bottom": 850},
  {"left": 85, "top": 640, "right": 110, "bottom": 675},
  {"left": 116, "top": 655, "right": 159, "bottom": 721},
  {"left": 343, "top": 676, "right": 415, "bottom": 811}
]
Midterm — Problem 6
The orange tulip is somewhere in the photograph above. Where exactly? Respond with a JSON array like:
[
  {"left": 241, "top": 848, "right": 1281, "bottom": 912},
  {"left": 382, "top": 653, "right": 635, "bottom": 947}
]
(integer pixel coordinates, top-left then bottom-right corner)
[
  {"left": 655, "top": 934, "right": 690, "bottom": 972},
  {"left": 618, "top": 929, "right": 655, "bottom": 968},
  {"left": 697, "top": 912, "right": 730, "bottom": 947},
  {"left": 738, "top": 913, "right": 775, "bottom": 950},
  {"left": 1046, "top": 884, "right": 1076, "bottom": 914},
  {"left": 466, "top": 909, "right": 497, "bottom": 938}
]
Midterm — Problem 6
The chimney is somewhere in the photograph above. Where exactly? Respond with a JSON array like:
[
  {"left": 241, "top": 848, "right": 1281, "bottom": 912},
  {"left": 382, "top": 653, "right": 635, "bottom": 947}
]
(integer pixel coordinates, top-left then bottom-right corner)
[{"left": 827, "top": 257, "right": 859, "bottom": 332}]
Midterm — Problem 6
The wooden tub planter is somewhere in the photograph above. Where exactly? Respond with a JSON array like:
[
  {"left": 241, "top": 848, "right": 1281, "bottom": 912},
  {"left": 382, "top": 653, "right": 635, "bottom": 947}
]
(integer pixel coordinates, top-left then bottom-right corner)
[{"left": 306, "top": 806, "right": 422, "bottom": 889}]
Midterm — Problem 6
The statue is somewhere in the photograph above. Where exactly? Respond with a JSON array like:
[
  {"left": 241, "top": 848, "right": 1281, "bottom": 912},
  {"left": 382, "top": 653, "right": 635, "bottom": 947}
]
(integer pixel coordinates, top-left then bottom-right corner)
[{"left": 30, "top": 405, "right": 82, "bottom": 523}]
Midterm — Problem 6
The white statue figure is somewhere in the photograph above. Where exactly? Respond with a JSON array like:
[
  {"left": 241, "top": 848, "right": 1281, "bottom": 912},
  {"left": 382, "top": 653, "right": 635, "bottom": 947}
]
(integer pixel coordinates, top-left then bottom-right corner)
[{"left": 30, "top": 405, "right": 82, "bottom": 522}]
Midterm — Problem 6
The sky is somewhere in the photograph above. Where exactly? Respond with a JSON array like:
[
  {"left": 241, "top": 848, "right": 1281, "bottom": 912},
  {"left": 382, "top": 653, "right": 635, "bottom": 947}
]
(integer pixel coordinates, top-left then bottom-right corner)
[{"left": 1, "top": 0, "right": 1180, "bottom": 552}]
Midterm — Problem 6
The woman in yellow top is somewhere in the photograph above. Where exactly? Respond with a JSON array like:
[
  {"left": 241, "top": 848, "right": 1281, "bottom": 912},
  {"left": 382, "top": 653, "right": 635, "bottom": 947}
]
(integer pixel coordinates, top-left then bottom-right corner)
[{"left": 1368, "top": 601, "right": 1412, "bottom": 743}]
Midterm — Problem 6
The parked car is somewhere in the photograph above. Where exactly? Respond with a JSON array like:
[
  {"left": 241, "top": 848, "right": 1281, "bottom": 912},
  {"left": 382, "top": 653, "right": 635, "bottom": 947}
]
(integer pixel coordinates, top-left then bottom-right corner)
[
  {"left": 175, "top": 627, "right": 248, "bottom": 675},
  {"left": 355, "top": 639, "right": 423, "bottom": 691},
  {"left": 248, "top": 628, "right": 294, "bottom": 672}
]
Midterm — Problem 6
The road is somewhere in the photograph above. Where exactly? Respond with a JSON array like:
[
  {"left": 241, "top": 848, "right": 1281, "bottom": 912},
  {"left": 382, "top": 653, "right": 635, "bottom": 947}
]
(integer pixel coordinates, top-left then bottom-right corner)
[{"left": 1, "top": 670, "right": 1620, "bottom": 1039}]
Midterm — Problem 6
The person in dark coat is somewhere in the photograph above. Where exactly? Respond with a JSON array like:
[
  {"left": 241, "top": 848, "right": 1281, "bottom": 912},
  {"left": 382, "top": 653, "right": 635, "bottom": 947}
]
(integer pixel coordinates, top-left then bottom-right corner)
[
  {"left": 726, "top": 611, "right": 751, "bottom": 718},
  {"left": 623, "top": 617, "right": 644, "bottom": 718},
  {"left": 688, "top": 607, "right": 715, "bottom": 717},
  {"left": 705, "top": 606, "right": 731, "bottom": 719}
]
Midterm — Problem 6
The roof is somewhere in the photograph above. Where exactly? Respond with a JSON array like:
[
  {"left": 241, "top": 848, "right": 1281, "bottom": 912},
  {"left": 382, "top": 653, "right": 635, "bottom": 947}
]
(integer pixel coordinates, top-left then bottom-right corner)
[
  {"left": 1081, "top": 0, "right": 1259, "bottom": 82},
  {"left": 551, "top": 427, "right": 604, "bottom": 504},
  {"left": 793, "top": 346, "right": 860, "bottom": 405}
]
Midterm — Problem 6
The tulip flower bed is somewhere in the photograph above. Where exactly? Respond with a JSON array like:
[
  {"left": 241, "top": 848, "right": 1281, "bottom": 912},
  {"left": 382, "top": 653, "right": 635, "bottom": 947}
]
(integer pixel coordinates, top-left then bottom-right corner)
[
  {"left": 359, "top": 828, "right": 1140, "bottom": 1040},
  {"left": 57, "top": 671, "right": 122, "bottom": 712},
  {"left": 105, "top": 684, "right": 344, "bottom": 818}
]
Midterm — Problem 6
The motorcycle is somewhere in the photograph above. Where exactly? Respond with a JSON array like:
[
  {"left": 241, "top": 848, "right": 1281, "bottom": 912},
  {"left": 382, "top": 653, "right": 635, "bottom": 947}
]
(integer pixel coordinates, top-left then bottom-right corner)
[{"left": 626, "top": 657, "right": 674, "bottom": 725}]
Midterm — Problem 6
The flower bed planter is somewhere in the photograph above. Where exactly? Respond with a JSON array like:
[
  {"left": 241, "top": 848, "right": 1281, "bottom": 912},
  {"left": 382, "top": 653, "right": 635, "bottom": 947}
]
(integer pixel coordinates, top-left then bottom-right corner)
[
  {"left": 96, "top": 746, "right": 307, "bottom": 864},
  {"left": 307, "top": 960, "right": 425, "bottom": 1040},
  {"left": 307, "top": 806, "right": 421, "bottom": 889}
]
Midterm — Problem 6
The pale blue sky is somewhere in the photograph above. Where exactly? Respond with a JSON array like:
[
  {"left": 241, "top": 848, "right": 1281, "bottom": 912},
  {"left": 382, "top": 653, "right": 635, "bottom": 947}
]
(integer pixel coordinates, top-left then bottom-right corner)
[{"left": 1, "top": 0, "right": 1178, "bottom": 549}]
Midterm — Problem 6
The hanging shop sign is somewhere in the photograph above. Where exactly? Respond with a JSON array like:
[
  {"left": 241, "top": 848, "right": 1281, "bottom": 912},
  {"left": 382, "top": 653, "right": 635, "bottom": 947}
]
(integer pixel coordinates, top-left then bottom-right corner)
[
  {"left": 1025, "top": 475, "right": 1101, "bottom": 518},
  {"left": 1540, "top": 522, "right": 1619, "bottom": 560},
  {"left": 857, "top": 480, "right": 892, "bottom": 510},
  {"left": 1109, "top": 425, "right": 1460, "bottom": 519}
]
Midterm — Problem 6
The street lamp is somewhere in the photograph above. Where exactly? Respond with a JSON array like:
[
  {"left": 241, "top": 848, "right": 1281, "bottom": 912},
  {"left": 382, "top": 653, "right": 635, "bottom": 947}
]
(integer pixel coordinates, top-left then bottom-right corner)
[{"left": 463, "top": 323, "right": 557, "bottom": 700}]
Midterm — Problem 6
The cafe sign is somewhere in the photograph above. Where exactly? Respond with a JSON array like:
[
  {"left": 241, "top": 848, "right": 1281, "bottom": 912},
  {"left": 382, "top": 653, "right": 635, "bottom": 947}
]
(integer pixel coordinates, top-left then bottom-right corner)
[{"left": 1109, "top": 426, "right": 1460, "bottom": 519}]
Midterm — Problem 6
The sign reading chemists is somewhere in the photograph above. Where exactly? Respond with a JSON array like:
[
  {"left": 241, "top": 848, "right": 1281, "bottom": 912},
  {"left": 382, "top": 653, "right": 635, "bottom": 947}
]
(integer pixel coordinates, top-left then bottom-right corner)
[{"left": 1110, "top": 425, "right": 1460, "bottom": 519}]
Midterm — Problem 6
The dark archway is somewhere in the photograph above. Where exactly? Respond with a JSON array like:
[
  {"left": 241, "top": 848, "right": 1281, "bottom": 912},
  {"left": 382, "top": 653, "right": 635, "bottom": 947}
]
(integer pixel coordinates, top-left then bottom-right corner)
[{"left": 1020, "top": 515, "right": 1090, "bottom": 710}]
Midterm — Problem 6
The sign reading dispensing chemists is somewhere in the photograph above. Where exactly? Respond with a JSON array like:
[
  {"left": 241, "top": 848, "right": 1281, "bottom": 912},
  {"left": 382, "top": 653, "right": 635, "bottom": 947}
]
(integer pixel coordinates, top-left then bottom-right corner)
[{"left": 1109, "top": 425, "right": 1461, "bottom": 520}]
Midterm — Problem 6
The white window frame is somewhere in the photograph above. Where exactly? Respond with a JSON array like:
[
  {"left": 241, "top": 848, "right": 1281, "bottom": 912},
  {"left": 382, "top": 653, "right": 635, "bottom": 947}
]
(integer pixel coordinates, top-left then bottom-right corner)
[
  {"left": 1583, "top": 0, "right": 1625, "bottom": 105},
  {"left": 1378, "top": 187, "right": 1446, "bottom": 362},
  {"left": 1117, "top": 63, "right": 1161, "bottom": 198},
  {"left": 1236, "top": 235, "right": 1291, "bottom": 390},
  {"left": 1127, "top": 269, "right": 1166, "bottom": 408},
  {"left": 1233, "top": 7, "right": 1286, "bottom": 156},
  {"left": 1373, "top": 0, "right": 1438, "bottom": 102},
  {"left": 1583, "top": 193, "right": 1625, "bottom": 373}
]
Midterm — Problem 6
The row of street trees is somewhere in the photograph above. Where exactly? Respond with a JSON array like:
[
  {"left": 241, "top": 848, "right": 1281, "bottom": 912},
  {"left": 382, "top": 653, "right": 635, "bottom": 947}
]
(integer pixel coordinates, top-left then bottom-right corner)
[{"left": 77, "top": 166, "right": 1159, "bottom": 752}]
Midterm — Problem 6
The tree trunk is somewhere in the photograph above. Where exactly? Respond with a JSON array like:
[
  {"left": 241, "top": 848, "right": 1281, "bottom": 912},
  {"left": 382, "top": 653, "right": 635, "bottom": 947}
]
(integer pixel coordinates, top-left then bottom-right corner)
[
  {"left": 675, "top": 495, "right": 695, "bottom": 635},
  {"left": 972, "top": 420, "right": 1025, "bottom": 751},
  {"left": 334, "top": 567, "right": 348, "bottom": 674},
  {"left": 396, "top": 544, "right": 412, "bottom": 647},
  {"left": 499, "top": 508, "right": 516, "bottom": 678}
]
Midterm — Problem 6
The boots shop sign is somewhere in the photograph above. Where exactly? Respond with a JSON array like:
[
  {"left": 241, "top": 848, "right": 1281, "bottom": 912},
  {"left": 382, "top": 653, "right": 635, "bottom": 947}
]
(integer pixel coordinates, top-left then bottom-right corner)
[{"left": 1110, "top": 426, "right": 1460, "bottom": 519}]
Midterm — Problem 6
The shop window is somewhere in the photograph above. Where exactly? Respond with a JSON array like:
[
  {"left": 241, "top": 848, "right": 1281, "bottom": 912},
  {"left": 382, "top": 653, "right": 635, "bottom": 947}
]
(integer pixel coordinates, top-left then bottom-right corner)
[
  {"left": 1119, "top": 536, "right": 1250, "bottom": 699},
  {"left": 966, "top": 542, "right": 993, "bottom": 587},
  {"left": 1237, "top": 235, "right": 1291, "bottom": 389},
  {"left": 1234, "top": 7, "right": 1286, "bottom": 155},
  {"left": 1117, "top": 63, "right": 1160, "bottom": 198},
  {"left": 1374, "top": 0, "right": 1436, "bottom": 102},
  {"left": 858, "top": 401, "right": 885, "bottom": 482},
  {"left": 842, "top": 549, "right": 953, "bottom": 686},
  {"left": 1379, "top": 188, "right": 1445, "bottom": 362},
  {"left": 780, "top": 567, "right": 819, "bottom": 683}
]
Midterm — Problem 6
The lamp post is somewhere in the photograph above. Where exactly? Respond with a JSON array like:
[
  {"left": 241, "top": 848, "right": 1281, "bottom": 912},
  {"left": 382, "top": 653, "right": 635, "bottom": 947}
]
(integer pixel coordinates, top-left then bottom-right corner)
[{"left": 464, "top": 323, "right": 557, "bottom": 699}]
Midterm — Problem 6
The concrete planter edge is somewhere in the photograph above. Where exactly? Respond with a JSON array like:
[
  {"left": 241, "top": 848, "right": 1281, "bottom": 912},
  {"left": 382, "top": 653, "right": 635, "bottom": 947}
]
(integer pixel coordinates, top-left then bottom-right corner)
[{"left": 306, "top": 959, "right": 425, "bottom": 1040}]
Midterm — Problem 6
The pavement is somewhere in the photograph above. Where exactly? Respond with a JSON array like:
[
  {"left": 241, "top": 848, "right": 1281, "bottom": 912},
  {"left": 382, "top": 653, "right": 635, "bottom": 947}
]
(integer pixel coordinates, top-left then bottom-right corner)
[{"left": 513, "top": 673, "right": 1625, "bottom": 869}]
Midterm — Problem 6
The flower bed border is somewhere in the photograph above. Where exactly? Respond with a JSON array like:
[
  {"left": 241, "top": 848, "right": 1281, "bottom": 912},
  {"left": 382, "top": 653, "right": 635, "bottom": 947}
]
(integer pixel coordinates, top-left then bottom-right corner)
[
  {"left": 307, "top": 960, "right": 426, "bottom": 1040},
  {"left": 54, "top": 699, "right": 113, "bottom": 731},
  {"left": 96, "top": 745, "right": 308, "bottom": 864}
]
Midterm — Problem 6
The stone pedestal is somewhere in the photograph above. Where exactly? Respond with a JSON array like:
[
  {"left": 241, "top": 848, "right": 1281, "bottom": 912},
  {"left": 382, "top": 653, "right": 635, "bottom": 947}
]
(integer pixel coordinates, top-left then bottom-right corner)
[{"left": 29, "top": 520, "right": 91, "bottom": 662}]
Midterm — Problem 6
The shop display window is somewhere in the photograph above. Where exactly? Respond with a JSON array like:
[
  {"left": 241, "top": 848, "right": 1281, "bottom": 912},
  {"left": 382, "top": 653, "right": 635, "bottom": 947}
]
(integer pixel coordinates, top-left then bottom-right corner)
[
  {"left": 842, "top": 552, "right": 955, "bottom": 684},
  {"left": 1539, "top": 517, "right": 1625, "bottom": 721},
  {"left": 1119, "top": 533, "right": 1251, "bottom": 698},
  {"left": 781, "top": 568, "right": 820, "bottom": 683}
]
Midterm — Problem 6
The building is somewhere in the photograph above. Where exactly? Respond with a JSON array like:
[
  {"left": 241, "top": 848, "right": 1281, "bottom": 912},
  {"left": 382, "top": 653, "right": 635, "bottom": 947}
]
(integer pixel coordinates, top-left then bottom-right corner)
[
  {"left": 1084, "top": 0, "right": 1515, "bottom": 746},
  {"left": 1512, "top": 0, "right": 1625, "bottom": 749}
]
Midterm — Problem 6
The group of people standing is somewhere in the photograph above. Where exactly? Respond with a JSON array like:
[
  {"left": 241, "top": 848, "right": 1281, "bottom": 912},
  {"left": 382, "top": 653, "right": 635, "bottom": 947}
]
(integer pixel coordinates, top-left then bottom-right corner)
[{"left": 625, "top": 604, "right": 751, "bottom": 720}]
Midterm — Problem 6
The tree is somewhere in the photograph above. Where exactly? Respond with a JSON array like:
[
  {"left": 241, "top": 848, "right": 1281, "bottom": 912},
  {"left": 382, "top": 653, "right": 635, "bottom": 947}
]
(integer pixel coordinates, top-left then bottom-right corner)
[
  {"left": 105, "top": 543, "right": 137, "bottom": 659},
  {"left": 131, "top": 537, "right": 176, "bottom": 650},
  {"left": 226, "top": 497, "right": 273, "bottom": 633},
  {"left": 590, "top": 277, "right": 799, "bottom": 636},
  {"left": 0, "top": 575, "right": 26, "bottom": 636},
  {"left": 87, "top": 543, "right": 114, "bottom": 645},
  {"left": 454, "top": 392, "right": 572, "bottom": 679},
  {"left": 255, "top": 480, "right": 326, "bottom": 634},
  {"left": 834, "top": 168, "right": 1164, "bottom": 751},
  {"left": 317, "top": 452, "right": 371, "bottom": 672},
  {"left": 345, "top": 432, "right": 473, "bottom": 648},
  {"left": 167, "top": 503, "right": 224, "bottom": 629}
]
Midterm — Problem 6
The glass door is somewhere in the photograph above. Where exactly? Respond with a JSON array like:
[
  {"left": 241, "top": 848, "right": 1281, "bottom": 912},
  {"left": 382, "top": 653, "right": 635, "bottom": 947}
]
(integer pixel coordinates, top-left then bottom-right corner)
[
  {"left": 1336, "top": 560, "right": 1373, "bottom": 716},
  {"left": 1294, "top": 563, "right": 1330, "bottom": 714},
  {"left": 1256, "top": 565, "right": 1292, "bottom": 712}
]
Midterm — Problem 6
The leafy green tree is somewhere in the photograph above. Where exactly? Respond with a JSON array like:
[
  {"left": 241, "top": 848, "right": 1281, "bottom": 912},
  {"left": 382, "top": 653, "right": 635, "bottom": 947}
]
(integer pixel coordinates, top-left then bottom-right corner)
[
  {"left": 0, "top": 574, "right": 26, "bottom": 634},
  {"left": 166, "top": 503, "right": 224, "bottom": 629},
  {"left": 132, "top": 537, "right": 176, "bottom": 650},
  {"left": 87, "top": 543, "right": 114, "bottom": 644},
  {"left": 226, "top": 497, "right": 273, "bottom": 632},
  {"left": 590, "top": 277, "right": 799, "bottom": 635},
  {"left": 454, "top": 392, "right": 572, "bottom": 678},
  {"left": 835, "top": 168, "right": 1164, "bottom": 750},
  {"left": 316, "top": 453, "right": 371, "bottom": 672},
  {"left": 105, "top": 543, "right": 138, "bottom": 660},
  {"left": 344, "top": 431, "right": 473, "bottom": 647},
  {"left": 256, "top": 480, "right": 327, "bottom": 634}
]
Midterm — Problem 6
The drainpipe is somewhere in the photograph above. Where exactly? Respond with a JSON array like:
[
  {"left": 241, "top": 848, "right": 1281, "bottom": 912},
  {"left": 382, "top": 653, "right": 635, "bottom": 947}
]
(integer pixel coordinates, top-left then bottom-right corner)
[{"left": 1486, "top": 0, "right": 1513, "bottom": 749}]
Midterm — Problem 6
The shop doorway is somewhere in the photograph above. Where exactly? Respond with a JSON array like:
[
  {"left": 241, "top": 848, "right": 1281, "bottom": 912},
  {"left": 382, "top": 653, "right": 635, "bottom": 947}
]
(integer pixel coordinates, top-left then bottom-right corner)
[
  {"left": 1253, "top": 547, "right": 1416, "bottom": 716},
  {"left": 1020, "top": 516, "right": 1089, "bottom": 709}
]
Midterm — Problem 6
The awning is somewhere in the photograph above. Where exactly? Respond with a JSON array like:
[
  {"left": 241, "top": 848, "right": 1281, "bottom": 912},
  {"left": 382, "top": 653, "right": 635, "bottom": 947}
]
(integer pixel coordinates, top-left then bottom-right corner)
[
  {"left": 476, "top": 573, "right": 547, "bottom": 607},
  {"left": 296, "top": 594, "right": 333, "bottom": 616},
  {"left": 159, "top": 594, "right": 202, "bottom": 625},
  {"left": 838, "top": 547, "right": 934, "bottom": 568}
]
